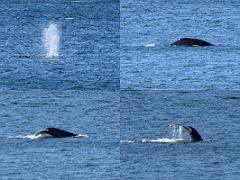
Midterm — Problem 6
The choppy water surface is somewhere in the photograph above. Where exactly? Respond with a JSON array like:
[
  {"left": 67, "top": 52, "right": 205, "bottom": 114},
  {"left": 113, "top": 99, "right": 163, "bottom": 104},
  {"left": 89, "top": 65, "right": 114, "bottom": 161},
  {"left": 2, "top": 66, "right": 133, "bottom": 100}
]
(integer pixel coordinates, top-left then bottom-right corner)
[
  {"left": 121, "top": 0, "right": 240, "bottom": 90},
  {"left": 2, "top": 0, "right": 240, "bottom": 179},
  {"left": 0, "top": 90, "right": 119, "bottom": 179},
  {"left": 0, "top": 1, "right": 120, "bottom": 179},
  {"left": 0, "top": 0, "right": 119, "bottom": 90},
  {"left": 121, "top": 90, "right": 240, "bottom": 180}
]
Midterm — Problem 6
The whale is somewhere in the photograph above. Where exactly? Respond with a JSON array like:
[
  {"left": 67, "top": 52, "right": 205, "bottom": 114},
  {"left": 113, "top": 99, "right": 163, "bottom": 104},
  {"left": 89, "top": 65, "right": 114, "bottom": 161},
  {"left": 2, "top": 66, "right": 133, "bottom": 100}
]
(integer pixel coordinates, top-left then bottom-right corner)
[
  {"left": 181, "top": 125, "right": 203, "bottom": 142},
  {"left": 34, "top": 127, "right": 77, "bottom": 138},
  {"left": 172, "top": 124, "right": 203, "bottom": 142},
  {"left": 171, "top": 38, "right": 213, "bottom": 46}
]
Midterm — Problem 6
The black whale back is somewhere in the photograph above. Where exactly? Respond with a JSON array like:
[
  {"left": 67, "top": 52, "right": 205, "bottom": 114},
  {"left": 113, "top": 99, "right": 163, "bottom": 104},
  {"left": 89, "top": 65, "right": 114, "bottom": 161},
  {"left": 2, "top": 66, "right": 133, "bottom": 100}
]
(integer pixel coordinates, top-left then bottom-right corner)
[
  {"left": 171, "top": 38, "right": 213, "bottom": 46},
  {"left": 44, "top": 128, "right": 77, "bottom": 137}
]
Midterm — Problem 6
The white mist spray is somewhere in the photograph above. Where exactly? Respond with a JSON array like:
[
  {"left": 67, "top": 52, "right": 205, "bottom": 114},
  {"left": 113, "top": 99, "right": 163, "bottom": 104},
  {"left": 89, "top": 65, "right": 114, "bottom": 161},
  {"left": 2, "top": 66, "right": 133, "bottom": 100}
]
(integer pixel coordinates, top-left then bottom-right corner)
[
  {"left": 171, "top": 125, "right": 184, "bottom": 139},
  {"left": 42, "top": 22, "right": 60, "bottom": 58}
]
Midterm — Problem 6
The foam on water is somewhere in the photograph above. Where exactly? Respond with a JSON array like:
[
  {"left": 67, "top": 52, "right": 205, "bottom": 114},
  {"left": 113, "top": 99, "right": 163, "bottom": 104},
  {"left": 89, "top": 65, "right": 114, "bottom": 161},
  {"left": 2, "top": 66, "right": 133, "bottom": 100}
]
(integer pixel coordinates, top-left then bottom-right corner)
[
  {"left": 65, "top": 17, "right": 74, "bottom": 20},
  {"left": 120, "top": 140, "right": 136, "bottom": 144},
  {"left": 142, "top": 138, "right": 184, "bottom": 143},
  {"left": 74, "top": 134, "right": 89, "bottom": 138},
  {"left": 121, "top": 124, "right": 186, "bottom": 144},
  {"left": 145, "top": 43, "right": 155, "bottom": 47},
  {"left": 14, "top": 134, "right": 50, "bottom": 139},
  {"left": 12, "top": 134, "right": 88, "bottom": 140}
]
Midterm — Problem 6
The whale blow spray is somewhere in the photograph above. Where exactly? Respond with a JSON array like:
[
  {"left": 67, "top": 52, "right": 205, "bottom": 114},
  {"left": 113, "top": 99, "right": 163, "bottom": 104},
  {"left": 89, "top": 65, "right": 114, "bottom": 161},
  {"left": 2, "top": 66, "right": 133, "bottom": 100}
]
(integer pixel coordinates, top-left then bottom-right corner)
[{"left": 42, "top": 22, "right": 60, "bottom": 58}]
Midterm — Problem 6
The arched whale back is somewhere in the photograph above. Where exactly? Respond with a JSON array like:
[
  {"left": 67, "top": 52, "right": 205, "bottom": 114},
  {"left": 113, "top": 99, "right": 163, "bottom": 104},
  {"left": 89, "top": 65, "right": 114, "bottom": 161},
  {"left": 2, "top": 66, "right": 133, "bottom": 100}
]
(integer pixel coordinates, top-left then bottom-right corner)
[
  {"left": 171, "top": 38, "right": 213, "bottom": 46},
  {"left": 181, "top": 125, "right": 203, "bottom": 142},
  {"left": 34, "top": 128, "right": 77, "bottom": 138}
]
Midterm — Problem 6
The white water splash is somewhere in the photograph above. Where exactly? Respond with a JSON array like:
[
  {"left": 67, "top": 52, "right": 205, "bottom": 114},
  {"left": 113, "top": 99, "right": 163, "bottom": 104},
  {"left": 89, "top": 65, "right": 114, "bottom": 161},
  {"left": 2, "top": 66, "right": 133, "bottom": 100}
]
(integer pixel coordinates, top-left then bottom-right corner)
[
  {"left": 120, "top": 140, "right": 136, "bottom": 143},
  {"left": 121, "top": 124, "right": 186, "bottom": 144},
  {"left": 42, "top": 22, "right": 60, "bottom": 58},
  {"left": 13, "top": 133, "right": 88, "bottom": 140},
  {"left": 74, "top": 134, "right": 89, "bottom": 138},
  {"left": 145, "top": 43, "right": 155, "bottom": 47},
  {"left": 14, "top": 134, "right": 49, "bottom": 139},
  {"left": 172, "top": 125, "right": 183, "bottom": 139},
  {"left": 142, "top": 125, "right": 185, "bottom": 143},
  {"left": 142, "top": 138, "right": 184, "bottom": 143}
]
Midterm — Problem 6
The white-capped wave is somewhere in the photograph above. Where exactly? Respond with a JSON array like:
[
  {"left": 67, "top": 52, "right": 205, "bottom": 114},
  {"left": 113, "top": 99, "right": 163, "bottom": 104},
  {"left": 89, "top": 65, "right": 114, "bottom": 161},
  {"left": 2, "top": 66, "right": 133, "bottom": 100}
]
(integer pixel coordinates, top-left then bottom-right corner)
[
  {"left": 120, "top": 140, "right": 136, "bottom": 144},
  {"left": 142, "top": 138, "right": 185, "bottom": 143},
  {"left": 65, "top": 17, "right": 74, "bottom": 20},
  {"left": 145, "top": 43, "right": 155, "bottom": 47},
  {"left": 74, "top": 134, "right": 89, "bottom": 138}
]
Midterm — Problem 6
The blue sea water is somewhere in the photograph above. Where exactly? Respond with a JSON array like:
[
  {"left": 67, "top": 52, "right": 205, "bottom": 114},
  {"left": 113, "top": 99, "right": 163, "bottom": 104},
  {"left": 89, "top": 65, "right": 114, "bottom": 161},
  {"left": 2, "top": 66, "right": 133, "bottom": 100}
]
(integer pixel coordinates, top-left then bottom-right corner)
[
  {"left": 120, "top": 1, "right": 240, "bottom": 178},
  {"left": 0, "top": 0, "right": 120, "bottom": 179},
  {"left": 121, "top": 90, "right": 240, "bottom": 180},
  {"left": 1, "top": 0, "right": 240, "bottom": 179},
  {"left": 121, "top": 0, "right": 240, "bottom": 90},
  {"left": 0, "top": 0, "right": 119, "bottom": 90}
]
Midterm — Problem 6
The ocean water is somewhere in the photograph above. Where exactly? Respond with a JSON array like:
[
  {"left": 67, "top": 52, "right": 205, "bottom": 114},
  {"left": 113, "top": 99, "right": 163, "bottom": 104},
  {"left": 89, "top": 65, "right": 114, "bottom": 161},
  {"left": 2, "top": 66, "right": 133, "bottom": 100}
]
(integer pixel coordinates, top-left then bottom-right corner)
[
  {"left": 0, "top": 0, "right": 119, "bottom": 90},
  {"left": 121, "top": 0, "right": 240, "bottom": 90},
  {"left": 0, "top": 0, "right": 120, "bottom": 179},
  {"left": 0, "top": 90, "right": 119, "bottom": 179},
  {"left": 1, "top": 0, "right": 240, "bottom": 179},
  {"left": 121, "top": 90, "right": 240, "bottom": 180},
  {"left": 120, "top": 1, "right": 240, "bottom": 178}
]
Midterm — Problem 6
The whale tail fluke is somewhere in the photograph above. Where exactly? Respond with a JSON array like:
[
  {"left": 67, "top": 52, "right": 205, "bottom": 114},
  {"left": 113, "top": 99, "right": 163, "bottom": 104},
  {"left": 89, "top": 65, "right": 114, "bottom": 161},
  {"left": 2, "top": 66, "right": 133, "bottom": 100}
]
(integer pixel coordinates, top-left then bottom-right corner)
[{"left": 170, "top": 124, "right": 203, "bottom": 142}]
